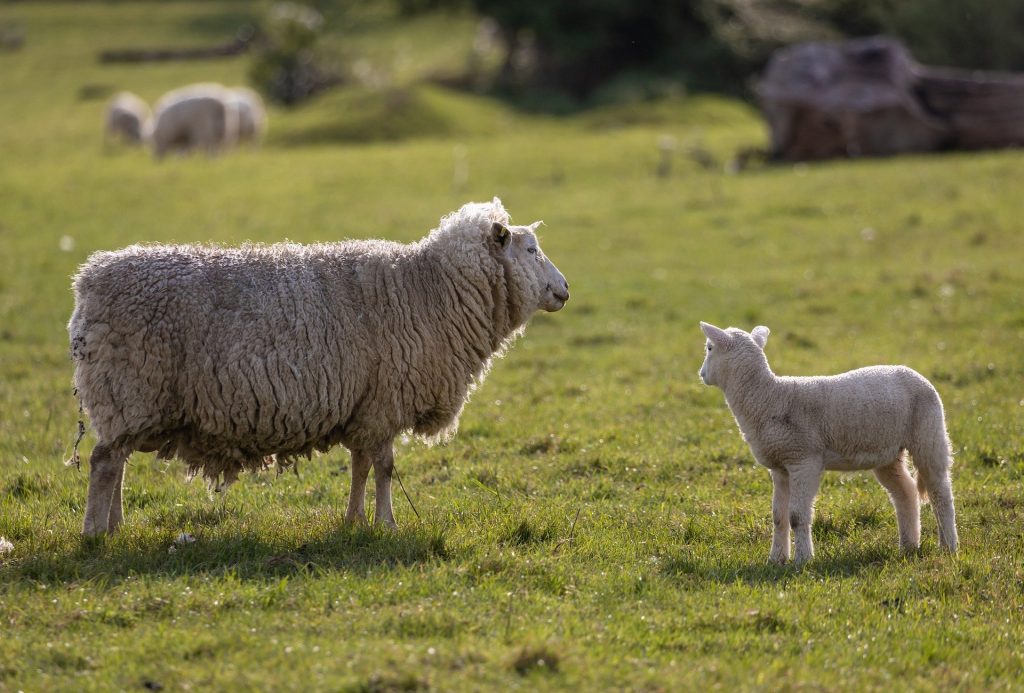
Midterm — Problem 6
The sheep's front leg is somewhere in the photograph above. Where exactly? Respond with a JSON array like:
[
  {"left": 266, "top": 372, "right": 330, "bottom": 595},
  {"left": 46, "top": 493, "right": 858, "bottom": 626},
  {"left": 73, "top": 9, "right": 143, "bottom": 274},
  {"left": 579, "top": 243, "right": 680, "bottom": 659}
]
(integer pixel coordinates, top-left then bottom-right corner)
[
  {"left": 344, "top": 449, "right": 372, "bottom": 525},
  {"left": 787, "top": 461, "right": 823, "bottom": 564},
  {"left": 769, "top": 468, "right": 791, "bottom": 564},
  {"left": 372, "top": 442, "right": 397, "bottom": 529}
]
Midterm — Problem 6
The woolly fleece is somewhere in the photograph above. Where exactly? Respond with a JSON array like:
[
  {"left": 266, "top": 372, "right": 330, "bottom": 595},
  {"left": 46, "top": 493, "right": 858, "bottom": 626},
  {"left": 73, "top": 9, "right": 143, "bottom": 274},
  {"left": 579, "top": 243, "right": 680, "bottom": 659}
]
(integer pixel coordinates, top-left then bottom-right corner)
[{"left": 70, "top": 198, "right": 568, "bottom": 533}]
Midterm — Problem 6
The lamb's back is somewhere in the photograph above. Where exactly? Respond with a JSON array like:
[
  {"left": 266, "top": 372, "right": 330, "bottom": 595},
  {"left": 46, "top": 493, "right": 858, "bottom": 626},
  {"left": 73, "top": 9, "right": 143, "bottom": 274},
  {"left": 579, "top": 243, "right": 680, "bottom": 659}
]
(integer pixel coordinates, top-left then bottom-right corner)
[{"left": 779, "top": 365, "right": 937, "bottom": 467}]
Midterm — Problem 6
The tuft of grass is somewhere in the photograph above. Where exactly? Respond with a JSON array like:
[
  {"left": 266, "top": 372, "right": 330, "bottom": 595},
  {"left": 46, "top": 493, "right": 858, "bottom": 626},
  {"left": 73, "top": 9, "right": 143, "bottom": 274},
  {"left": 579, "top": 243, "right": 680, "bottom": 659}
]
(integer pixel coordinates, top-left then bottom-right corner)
[{"left": 510, "top": 644, "right": 562, "bottom": 676}]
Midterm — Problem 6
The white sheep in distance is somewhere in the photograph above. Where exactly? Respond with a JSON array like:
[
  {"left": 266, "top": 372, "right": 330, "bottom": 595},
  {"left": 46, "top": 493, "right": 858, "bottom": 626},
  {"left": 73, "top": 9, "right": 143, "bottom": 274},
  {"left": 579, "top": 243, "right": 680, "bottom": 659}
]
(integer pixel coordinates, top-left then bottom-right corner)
[
  {"left": 69, "top": 198, "right": 569, "bottom": 536},
  {"left": 228, "top": 86, "right": 267, "bottom": 145},
  {"left": 698, "top": 322, "right": 958, "bottom": 564},
  {"left": 104, "top": 92, "right": 151, "bottom": 145},
  {"left": 150, "top": 83, "right": 240, "bottom": 159}
]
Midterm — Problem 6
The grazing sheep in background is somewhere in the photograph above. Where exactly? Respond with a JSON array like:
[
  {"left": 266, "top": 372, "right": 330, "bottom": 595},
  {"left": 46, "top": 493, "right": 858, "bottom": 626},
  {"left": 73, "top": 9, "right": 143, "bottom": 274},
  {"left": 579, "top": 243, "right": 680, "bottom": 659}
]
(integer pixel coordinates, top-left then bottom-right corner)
[
  {"left": 698, "top": 321, "right": 958, "bottom": 564},
  {"left": 104, "top": 91, "right": 151, "bottom": 145},
  {"left": 229, "top": 86, "right": 268, "bottom": 145},
  {"left": 69, "top": 198, "right": 569, "bottom": 536},
  {"left": 150, "top": 83, "right": 239, "bottom": 159}
]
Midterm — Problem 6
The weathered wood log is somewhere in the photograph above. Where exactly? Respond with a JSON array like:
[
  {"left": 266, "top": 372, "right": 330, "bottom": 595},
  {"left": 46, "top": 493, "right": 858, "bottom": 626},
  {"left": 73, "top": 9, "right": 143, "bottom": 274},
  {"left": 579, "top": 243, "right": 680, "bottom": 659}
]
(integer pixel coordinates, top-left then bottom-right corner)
[
  {"left": 758, "top": 36, "right": 1024, "bottom": 161},
  {"left": 99, "top": 33, "right": 253, "bottom": 64}
]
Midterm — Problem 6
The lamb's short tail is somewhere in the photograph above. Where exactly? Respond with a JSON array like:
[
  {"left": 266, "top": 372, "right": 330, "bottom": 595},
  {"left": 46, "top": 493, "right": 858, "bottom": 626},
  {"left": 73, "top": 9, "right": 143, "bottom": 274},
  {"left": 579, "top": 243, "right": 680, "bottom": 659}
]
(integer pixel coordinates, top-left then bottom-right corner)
[{"left": 915, "top": 466, "right": 929, "bottom": 504}]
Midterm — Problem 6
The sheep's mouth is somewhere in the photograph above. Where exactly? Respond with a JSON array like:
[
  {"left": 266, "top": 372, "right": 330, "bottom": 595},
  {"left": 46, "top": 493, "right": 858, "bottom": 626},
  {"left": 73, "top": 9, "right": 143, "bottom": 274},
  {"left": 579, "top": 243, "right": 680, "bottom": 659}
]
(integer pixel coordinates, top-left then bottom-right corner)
[{"left": 543, "top": 287, "right": 569, "bottom": 312}]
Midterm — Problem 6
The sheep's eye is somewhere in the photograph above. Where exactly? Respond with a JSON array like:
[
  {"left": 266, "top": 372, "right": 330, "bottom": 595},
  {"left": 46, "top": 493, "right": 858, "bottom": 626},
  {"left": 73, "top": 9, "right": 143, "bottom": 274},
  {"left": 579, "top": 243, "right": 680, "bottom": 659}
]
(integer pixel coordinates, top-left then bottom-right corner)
[
  {"left": 706, "top": 344, "right": 712, "bottom": 352},
  {"left": 527, "top": 247, "right": 537, "bottom": 255}
]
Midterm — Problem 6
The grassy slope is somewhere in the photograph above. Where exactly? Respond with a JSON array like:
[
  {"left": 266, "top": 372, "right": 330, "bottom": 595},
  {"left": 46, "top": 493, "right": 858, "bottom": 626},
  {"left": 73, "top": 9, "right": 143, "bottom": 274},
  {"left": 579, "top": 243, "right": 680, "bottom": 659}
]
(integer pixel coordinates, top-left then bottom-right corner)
[{"left": 1, "top": 2, "right": 1023, "bottom": 690}]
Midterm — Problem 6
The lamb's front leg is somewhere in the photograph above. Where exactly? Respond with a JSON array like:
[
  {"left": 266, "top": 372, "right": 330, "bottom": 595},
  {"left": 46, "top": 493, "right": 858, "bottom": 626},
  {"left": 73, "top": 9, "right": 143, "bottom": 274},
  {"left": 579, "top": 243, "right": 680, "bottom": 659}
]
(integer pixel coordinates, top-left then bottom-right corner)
[
  {"left": 787, "top": 460, "right": 823, "bottom": 564},
  {"left": 769, "top": 468, "right": 791, "bottom": 564},
  {"left": 344, "top": 449, "right": 372, "bottom": 525},
  {"left": 372, "top": 442, "right": 397, "bottom": 529}
]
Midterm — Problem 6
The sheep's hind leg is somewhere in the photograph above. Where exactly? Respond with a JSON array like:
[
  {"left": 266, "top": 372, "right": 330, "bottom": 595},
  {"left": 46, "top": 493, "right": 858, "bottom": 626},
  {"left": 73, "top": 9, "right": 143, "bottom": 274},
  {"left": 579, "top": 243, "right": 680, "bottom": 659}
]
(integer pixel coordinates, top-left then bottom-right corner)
[
  {"left": 344, "top": 449, "right": 372, "bottom": 525},
  {"left": 372, "top": 442, "right": 397, "bottom": 529},
  {"left": 873, "top": 457, "right": 921, "bottom": 552},
  {"left": 107, "top": 459, "right": 127, "bottom": 532},
  {"left": 787, "top": 460, "right": 823, "bottom": 564},
  {"left": 769, "top": 468, "right": 791, "bottom": 564},
  {"left": 82, "top": 443, "right": 129, "bottom": 536}
]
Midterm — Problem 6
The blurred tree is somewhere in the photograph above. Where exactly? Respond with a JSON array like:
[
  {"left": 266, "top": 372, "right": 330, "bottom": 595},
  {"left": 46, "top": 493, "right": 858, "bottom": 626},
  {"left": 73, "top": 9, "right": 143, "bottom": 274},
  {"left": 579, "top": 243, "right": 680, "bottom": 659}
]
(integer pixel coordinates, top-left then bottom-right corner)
[
  {"left": 250, "top": 2, "right": 341, "bottom": 105},
  {"left": 465, "top": 0, "right": 742, "bottom": 99}
]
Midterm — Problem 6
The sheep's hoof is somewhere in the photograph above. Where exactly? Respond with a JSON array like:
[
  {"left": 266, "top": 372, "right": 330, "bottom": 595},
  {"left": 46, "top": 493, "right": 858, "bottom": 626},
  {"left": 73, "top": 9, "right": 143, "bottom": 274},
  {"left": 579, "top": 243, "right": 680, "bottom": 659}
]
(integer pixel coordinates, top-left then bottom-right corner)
[
  {"left": 768, "top": 553, "right": 789, "bottom": 566},
  {"left": 343, "top": 513, "right": 369, "bottom": 527}
]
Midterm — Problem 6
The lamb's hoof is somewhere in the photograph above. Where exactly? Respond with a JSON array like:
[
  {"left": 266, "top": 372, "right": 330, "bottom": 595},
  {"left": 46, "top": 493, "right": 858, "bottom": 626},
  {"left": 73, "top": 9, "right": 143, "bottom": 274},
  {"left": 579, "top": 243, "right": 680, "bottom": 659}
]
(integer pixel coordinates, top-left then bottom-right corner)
[
  {"left": 375, "top": 518, "right": 398, "bottom": 531},
  {"left": 768, "top": 553, "right": 789, "bottom": 566}
]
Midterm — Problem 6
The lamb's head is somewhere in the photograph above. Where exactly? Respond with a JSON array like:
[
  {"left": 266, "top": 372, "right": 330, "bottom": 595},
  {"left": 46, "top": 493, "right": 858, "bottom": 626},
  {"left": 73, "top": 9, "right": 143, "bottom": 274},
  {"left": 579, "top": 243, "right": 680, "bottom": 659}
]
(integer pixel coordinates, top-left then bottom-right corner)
[
  {"left": 491, "top": 220, "right": 569, "bottom": 313},
  {"left": 698, "top": 322, "right": 771, "bottom": 388}
]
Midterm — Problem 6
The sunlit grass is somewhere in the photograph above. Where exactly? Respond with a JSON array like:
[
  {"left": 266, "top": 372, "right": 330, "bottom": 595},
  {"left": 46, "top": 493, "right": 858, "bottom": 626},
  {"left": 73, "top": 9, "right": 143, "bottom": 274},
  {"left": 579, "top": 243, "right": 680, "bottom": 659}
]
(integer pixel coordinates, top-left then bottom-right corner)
[{"left": 1, "top": 1, "right": 1023, "bottom": 690}]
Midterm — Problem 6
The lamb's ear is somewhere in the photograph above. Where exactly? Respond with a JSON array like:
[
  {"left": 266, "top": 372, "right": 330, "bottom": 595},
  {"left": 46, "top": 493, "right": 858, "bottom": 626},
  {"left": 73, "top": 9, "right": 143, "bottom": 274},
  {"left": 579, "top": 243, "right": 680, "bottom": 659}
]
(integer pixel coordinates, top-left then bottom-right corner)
[
  {"left": 751, "top": 325, "right": 770, "bottom": 349},
  {"left": 492, "top": 222, "right": 511, "bottom": 248},
  {"left": 700, "top": 321, "right": 731, "bottom": 346},
  {"left": 528, "top": 220, "right": 544, "bottom": 231}
]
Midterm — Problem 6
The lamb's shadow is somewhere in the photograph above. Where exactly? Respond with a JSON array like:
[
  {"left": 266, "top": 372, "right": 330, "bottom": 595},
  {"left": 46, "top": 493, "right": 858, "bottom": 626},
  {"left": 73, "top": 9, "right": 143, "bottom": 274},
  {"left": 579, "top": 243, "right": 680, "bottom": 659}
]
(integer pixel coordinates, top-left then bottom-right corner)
[
  {"left": 8, "top": 523, "right": 450, "bottom": 586},
  {"left": 661, "top": 544, "right": 895, "bottom": 586}
]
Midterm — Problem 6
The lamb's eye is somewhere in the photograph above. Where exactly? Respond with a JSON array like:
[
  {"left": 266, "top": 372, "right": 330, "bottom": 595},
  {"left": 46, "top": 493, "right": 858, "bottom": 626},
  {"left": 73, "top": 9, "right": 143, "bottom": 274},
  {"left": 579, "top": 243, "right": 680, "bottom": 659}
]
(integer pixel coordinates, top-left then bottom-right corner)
[{"left": 527, "top": 247, "right": 537, "bottom": 255}]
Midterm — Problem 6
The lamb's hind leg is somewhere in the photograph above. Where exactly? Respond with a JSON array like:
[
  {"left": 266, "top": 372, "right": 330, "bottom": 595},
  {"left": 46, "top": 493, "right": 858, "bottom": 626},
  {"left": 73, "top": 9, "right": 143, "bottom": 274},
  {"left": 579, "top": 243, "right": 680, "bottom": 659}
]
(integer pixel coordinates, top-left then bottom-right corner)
[
  {"left": 873, "top": 456, "right": 921, "bottom": 552},
  {"left": 916, "top": 462, "right": 958, "bottom": 553},
  {"left": 344, "top": 448, "right": 372, "bottom": 525},
  {"left": 82, "top": 443, "right": 128, "bottom": 536},
  {"left": 911, "top": 418, "right": 959, "bottom": 553}
]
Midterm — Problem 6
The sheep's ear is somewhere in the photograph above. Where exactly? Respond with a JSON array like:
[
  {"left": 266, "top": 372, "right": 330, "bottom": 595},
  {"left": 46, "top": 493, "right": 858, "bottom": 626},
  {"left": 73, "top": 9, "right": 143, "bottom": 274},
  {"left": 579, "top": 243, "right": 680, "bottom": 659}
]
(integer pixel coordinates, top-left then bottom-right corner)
[
  {"left": 492, "top": 222, "right": 511, "bottom": 248},
  {"left": 752, "top": 325, "right": 770, "bottom": 349},
  {"left": 700, "top": 321, "right": 731, "bottom": 346},
  {"left": 528, "top": 220, "right": 544, "bottom": 231}
]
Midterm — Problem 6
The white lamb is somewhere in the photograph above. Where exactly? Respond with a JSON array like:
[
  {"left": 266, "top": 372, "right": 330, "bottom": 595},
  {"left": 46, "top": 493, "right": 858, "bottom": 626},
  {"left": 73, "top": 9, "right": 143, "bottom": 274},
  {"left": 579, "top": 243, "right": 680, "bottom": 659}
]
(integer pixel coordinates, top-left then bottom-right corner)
[
  {"left": 150, "top": 83, "right": 240, "bottom": 159},
  {"left": 104, "top": 91, "right": 151, "bottom": 145},
  {"left": 698, "top": 321, "right": 958, "bottom": 564},
  {"left": 228, "top": 86, "right": 267, "bottom": 145}
]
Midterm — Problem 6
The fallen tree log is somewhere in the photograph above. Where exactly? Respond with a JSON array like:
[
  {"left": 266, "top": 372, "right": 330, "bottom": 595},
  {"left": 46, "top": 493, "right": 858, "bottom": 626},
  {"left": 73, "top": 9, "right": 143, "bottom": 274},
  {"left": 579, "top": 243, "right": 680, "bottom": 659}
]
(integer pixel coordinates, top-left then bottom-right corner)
[{"left": 757, "top": 36, "right": 1024, "bottom": 161}]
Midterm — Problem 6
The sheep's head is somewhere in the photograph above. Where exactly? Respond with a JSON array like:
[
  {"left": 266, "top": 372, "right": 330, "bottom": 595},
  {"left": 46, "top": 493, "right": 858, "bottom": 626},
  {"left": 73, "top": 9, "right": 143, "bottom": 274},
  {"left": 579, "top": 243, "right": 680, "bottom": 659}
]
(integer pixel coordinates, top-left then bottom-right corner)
[
  {"left": 429, "top": 198, "right": 568, "bottom": 318},
  {"left": 491, "top": 220, "right": 569, "bottom": 314},
  {"left": 698, "top": 322, "right": 770, "bottom": 388}
]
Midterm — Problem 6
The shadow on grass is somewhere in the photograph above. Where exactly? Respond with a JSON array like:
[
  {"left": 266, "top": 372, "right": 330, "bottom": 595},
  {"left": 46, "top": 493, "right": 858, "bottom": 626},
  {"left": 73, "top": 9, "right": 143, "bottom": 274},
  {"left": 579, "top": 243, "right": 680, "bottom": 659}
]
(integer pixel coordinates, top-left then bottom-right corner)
[
  {"left": 661, "top": 544, "right": 894, "bottom": 585},
  {"left": 3, "top": 523, "right": 450, "bottom": 585}
]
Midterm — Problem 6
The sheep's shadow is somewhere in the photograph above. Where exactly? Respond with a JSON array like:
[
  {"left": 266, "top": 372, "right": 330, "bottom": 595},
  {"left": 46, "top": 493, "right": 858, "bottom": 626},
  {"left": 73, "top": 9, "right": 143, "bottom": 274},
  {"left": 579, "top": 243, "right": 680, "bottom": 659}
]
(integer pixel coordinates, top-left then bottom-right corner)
[
  {"left": 6, "top": 523, "right": 450, "bottom": 586},
  {"left": 661, "top": 544, "right": 897, "bottom": 586}
]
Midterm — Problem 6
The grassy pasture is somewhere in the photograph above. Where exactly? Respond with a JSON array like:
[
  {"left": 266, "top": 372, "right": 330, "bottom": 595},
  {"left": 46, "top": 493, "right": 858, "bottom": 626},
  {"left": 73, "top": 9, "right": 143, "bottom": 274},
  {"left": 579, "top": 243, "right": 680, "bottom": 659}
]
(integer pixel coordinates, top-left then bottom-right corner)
[{"left": 1, "top": 2, "right": 1023, "bottom": 690}]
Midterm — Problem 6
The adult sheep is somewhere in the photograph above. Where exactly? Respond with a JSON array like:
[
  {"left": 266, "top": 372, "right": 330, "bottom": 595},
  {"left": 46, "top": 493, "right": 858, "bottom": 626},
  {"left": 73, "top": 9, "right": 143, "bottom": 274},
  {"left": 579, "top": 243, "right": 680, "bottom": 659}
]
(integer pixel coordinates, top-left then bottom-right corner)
[
  {"left": 104, "top": 91, "right": 151, "bottom": 145},
  {"left": 150, "top": 83, "right": 239, "bottom": 159},
  {"left": 69, "top": 198, "right": 569, "bottom": 536},
  {"left": 229, "top": 86, "right": 267, "bottom": 145},
  {"left": 698, "top": 322, "right": 958, "bottom": 564}
]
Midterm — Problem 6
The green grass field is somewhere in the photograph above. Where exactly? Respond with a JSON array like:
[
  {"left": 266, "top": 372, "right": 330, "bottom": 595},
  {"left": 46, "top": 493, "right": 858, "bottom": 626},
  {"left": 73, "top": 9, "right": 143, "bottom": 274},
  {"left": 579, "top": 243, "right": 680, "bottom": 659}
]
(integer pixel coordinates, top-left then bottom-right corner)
[{"left": 2, "top": 2, "right": 1023, "bottom": 690}]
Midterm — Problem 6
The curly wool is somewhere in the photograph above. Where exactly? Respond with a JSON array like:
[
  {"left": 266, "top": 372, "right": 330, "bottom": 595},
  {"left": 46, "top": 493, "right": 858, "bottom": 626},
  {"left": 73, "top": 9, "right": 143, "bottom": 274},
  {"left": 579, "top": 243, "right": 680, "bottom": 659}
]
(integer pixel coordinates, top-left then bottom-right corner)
[{"left": 70, "top": 201, "right": 524, "bottom": 485}]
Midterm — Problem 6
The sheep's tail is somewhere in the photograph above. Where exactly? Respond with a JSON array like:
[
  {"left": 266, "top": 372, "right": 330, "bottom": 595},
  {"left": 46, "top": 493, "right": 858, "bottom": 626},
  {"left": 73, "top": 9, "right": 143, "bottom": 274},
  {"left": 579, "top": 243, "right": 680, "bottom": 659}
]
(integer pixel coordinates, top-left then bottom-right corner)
[{"left": 66, "top": 387, "right": 86, "bottom": 469}]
